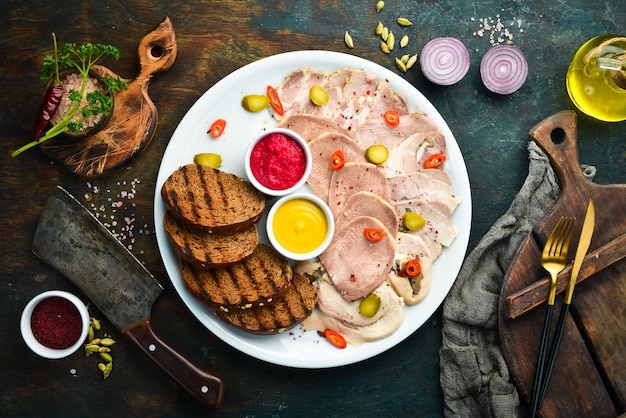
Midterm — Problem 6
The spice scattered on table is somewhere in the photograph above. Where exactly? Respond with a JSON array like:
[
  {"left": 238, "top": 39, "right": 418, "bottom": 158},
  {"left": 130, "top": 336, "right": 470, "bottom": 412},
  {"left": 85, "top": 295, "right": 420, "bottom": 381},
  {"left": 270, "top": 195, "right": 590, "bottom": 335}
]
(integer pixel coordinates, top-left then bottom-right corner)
[
  {"left": 84, "top": 317, "right": 116, "bottom": 379},
  {"left": 471, "top": 13, "right": 525, "bottom": 47},
  {"left": 83, "top": 177, "right": 153, "bottom": 255}
]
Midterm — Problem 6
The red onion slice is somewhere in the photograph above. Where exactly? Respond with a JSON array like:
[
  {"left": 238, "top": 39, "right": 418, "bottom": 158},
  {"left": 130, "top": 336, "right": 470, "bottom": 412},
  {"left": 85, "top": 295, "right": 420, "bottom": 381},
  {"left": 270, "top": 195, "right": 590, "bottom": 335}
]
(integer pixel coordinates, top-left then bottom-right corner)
[
  {"left": 480, "top": 45, "right": 528, "bottom": 94},
  {"left": 420, "top": 37, "right": 470, "bottom": 86}
]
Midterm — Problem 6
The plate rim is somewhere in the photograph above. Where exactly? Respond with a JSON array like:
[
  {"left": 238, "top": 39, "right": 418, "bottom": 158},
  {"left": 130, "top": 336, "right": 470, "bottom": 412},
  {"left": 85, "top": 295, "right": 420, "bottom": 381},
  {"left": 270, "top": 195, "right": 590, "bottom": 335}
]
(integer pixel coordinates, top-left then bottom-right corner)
[{"left": 154, "top": 50, "right": 472, "bottom": 368}]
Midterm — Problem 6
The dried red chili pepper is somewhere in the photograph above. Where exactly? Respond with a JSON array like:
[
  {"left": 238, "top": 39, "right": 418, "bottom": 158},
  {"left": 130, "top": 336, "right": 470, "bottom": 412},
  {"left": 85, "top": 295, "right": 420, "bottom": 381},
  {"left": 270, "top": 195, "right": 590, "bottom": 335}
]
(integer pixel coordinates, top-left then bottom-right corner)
[
  {"left": 424, "top": 153, "right": 446, "bottom": 169},
  {"left": 34, "top": 84, "right": 64, "bottom": 141}
]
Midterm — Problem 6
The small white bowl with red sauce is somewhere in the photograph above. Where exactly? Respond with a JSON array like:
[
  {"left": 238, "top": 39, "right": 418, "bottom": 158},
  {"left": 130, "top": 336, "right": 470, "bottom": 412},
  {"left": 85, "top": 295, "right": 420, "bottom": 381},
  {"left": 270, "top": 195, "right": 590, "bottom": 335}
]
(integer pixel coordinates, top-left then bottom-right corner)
[
  {"left": 244, "top": 128, "right": 312, "bottom": 197},
  {"left": 21, "top": 290, "right": 90, "bottom": 359}
]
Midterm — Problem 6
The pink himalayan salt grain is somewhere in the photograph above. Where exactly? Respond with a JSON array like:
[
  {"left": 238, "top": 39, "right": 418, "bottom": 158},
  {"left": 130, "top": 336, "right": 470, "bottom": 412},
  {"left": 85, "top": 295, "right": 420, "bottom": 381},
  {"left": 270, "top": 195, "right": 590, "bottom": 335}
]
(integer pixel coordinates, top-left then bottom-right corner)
[{"left": 50, "top": 72, "right": 105, "bottom": 131}]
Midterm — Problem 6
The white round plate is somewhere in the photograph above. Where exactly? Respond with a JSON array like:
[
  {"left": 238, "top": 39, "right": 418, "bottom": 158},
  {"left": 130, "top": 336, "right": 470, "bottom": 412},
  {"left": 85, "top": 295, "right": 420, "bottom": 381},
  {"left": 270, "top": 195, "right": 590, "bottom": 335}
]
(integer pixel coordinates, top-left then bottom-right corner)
[{"left": 154, "top": 50, "right": 472, "bottom": 369}]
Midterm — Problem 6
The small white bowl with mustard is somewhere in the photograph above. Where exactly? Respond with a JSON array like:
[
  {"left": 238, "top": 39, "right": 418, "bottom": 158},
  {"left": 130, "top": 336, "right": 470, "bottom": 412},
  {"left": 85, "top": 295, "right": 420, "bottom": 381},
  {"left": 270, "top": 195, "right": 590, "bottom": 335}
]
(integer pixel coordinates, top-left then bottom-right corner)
[{"left": 266, "top": 193, "right": 334, "bottom": 261}]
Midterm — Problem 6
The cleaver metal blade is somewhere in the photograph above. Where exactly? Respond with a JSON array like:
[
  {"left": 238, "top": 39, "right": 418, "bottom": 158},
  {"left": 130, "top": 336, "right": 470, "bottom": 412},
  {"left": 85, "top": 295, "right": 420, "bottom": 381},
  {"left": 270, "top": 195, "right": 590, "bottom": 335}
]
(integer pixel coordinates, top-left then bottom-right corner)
[{"left": 32, "top": 185, "right": 224, "bottom": 409}]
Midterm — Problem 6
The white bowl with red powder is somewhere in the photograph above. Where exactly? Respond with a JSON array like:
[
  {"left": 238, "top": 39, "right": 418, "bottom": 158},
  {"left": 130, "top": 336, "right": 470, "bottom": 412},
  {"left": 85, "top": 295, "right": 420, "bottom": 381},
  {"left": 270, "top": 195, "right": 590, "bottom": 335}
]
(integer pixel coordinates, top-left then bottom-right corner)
[
  {"left": 244, "top": 128, "right": 312, "bottom": 197},
  {"left": 21, "top": 290, "right": 90, "bottom": 359}
]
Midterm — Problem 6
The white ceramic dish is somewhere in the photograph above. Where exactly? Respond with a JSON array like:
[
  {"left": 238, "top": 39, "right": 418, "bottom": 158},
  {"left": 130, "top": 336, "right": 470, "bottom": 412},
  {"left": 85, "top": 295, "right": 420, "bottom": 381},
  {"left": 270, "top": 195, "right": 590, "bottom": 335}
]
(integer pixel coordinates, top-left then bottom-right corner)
[
  {"left": 154, "top": 50, "right": 472, "bottom": 369},
  {"left": 266, "top": 192, "right": 334, "bottom": 261},
  {"left": 21, "top": 290, "right": 90, "bottom": 359},
  {"left": 244, "top": 128, "right": 312, "bottom": 197}
]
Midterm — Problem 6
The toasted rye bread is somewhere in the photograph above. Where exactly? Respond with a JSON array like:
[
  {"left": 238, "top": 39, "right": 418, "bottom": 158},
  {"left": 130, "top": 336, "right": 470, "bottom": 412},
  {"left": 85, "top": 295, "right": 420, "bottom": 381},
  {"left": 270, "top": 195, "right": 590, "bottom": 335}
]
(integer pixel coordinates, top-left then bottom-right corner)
[
  {"left": 217, "top": 273, "right": 318, "bottom": 334},
  {"left": 163, "top": 211, "right": 259, "bottom": 268},
  {"left": 180, "top": 244, "right": 293, "bottom": 309},
  {"left": 161, "top": 164, "right": 265, "bottom": 234}
]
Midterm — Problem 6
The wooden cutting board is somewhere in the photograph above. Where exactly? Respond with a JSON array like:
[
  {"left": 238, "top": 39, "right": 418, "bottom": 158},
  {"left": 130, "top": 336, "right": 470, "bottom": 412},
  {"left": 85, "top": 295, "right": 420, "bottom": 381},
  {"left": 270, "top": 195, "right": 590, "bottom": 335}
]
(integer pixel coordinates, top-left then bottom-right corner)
[
  {"left": 40, "top": 17, "right": 177, "bottom": 178},
  {"left": 498, "top": 111, "right": 626, "bottom": 417}
]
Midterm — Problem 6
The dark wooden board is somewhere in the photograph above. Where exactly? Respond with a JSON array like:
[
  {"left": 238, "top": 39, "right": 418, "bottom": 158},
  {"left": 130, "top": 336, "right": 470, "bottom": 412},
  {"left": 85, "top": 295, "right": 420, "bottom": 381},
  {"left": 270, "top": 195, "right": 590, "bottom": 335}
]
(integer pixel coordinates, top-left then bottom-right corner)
[
  {"left": 498, "top": 111, "right": 626, "bottom": 417},
  {"left": 39, "top": 17, "right": 177, "bottom": 178}
]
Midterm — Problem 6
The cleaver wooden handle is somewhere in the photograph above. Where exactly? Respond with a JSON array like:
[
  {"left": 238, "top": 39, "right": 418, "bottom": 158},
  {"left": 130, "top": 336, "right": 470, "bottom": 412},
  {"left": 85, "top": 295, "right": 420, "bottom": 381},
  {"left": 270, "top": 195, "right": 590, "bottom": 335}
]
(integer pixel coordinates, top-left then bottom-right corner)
[{"left": 124, "top": 319, "right": 224, "bottom": 409}]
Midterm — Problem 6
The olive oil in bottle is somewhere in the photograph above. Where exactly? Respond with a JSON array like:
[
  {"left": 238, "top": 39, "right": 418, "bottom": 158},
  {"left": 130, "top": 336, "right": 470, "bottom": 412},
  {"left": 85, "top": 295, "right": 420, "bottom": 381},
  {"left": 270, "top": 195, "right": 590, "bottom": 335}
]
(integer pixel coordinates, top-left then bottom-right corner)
[{"left": 566, "top": 35, "right": 626, "bottom": 122}]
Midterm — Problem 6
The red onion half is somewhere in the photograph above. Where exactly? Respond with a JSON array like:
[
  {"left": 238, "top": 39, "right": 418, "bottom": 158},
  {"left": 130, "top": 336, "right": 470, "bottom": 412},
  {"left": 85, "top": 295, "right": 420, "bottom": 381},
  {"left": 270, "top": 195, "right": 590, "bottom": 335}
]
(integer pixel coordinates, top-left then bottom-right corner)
[
  {"left": 480, "top": 45, "right": 528, "bottom": 94},
  {"left": 420, "top": 37, "right": 470, "bottom": 86}
]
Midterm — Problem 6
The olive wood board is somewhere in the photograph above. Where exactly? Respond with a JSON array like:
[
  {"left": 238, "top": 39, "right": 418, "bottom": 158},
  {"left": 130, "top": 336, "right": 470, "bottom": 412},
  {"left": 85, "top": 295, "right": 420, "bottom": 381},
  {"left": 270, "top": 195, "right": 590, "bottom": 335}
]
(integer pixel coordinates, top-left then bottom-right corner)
[
  {"left": 40, "top": 17, "right": 177, "bottom": 178},
  {"left": 498, "top": 111, "right": 626, "bottom": 417}
]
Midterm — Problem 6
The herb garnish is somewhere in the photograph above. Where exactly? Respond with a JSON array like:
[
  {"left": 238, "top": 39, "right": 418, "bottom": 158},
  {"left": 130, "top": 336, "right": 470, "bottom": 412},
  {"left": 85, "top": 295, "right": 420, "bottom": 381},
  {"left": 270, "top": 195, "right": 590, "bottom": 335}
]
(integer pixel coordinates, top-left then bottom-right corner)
[{"left": 11, "top": 37, "right": 128, "bottom": 157}]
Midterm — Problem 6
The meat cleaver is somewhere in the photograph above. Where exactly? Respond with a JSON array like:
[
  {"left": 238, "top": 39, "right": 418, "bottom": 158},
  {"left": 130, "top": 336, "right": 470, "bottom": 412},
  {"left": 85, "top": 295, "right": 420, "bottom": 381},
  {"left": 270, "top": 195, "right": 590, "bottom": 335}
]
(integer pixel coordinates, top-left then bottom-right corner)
[{"left": 32, "top": 185, "right": 224, "bottom": 409}]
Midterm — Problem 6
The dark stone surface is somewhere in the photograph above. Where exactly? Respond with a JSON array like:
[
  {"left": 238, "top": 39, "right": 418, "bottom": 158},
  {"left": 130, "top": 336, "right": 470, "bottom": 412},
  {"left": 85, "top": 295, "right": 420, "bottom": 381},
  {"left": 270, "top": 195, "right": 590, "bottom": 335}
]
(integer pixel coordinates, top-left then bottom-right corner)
[{"left": 1, "top": 1, "right": 624, "bottom": 416}]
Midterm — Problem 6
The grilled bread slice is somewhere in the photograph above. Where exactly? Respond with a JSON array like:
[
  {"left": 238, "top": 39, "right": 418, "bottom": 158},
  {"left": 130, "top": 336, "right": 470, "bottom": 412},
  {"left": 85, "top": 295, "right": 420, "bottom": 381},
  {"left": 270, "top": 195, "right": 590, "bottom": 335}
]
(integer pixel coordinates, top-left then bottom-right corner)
[
  {"left": 180, "top": 244, "right": 292, "bottom": 309},
  {"left": 217, "top": 273, "right": 318, "bottom": 334},
  {"left": 163, "top": 211, "right": 259, "bottom": 268},
  {"left": 161, "top": 164, "right": 265, "bottom": 234}
]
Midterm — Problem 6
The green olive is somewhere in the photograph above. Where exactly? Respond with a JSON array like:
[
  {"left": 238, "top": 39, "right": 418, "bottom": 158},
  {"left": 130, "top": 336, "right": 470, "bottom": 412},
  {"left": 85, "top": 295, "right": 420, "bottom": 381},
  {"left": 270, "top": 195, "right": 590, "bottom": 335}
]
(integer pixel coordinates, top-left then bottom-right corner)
[
  {"left": 365, "top": 144, "right": 389, "bottom": 165},
  {"left": 194, "top": 153, "right": 222, "bottom": 169},
  {"left": 403, "top": 212, "right": 426, "bottom": 231},
  {"left": 309, "top": 85, "right": 329, "bottom": 106},
  {"left": 359, "top": 293, "right": 381, "bottom": 317},
  {"left": 241, "top": 94, "right": 270, "bottom": 112}
]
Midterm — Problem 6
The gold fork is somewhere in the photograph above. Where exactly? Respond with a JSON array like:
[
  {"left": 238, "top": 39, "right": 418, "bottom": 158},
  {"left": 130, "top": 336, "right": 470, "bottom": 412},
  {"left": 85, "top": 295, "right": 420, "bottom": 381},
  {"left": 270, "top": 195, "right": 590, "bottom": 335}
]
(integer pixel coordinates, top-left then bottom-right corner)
[{"left": 530, "top": 216, "right": 576, "bottom": 418}]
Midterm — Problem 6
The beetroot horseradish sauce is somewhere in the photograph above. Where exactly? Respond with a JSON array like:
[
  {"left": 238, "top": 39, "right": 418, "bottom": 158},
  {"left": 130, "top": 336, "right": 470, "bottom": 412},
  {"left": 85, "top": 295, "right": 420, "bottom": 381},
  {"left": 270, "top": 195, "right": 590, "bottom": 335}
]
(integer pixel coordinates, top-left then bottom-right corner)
[
  {"left": 249, "top": 132, "right": 307, "bottom": 190},
  {"left": 31, "top": 296, "right": 82, "bottom": 349}
]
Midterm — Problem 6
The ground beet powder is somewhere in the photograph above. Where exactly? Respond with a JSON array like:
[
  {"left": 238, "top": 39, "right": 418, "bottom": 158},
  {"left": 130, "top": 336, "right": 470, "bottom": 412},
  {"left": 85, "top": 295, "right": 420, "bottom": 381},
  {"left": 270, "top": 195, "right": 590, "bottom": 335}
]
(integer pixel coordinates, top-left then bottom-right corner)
[{"left": 30, "top": 296, "right": 82, "bottom": 349}]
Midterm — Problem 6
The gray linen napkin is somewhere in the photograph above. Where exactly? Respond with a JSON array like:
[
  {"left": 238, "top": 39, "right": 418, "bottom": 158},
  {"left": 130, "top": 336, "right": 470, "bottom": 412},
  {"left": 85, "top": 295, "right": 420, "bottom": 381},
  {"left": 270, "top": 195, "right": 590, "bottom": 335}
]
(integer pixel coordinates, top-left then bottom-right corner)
[{"left": 439, "top": 141, "right": 595, "bottom": 417}]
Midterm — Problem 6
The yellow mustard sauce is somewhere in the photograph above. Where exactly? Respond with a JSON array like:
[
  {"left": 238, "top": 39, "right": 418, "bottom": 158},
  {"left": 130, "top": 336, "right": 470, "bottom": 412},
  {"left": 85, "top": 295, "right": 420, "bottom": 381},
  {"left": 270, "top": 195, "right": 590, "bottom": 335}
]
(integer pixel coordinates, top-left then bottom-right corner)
[{"left": 272, "top": 198, "right": 328, "bottom": 254}]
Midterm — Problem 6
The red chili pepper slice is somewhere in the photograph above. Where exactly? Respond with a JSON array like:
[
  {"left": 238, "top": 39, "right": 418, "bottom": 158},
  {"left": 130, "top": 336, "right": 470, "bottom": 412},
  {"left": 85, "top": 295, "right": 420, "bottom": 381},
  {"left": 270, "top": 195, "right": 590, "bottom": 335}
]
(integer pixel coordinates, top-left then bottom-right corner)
[
  {"left": 424, "top": 153, "right": 446, "bottom": 169},
  {"left": 208, "top": 118, "right": 226, "bottom": 138},
  {"left": 330, "top": 150, "right": 345, "bottom": 170},
  {"left": 364, "top": 228, "right": 384, "bottom": 243},
  {"left": 384, "top": 110, "right": 400, "bottom": 126},
  {"left": 405, "top": 259, "right": 422, "bottom": 277},
  {"left": 323, "top": 329, "right": 347, "bottom": 349},
  {"left": 267, "top": 85, "right": 284, "bottom": 116}
]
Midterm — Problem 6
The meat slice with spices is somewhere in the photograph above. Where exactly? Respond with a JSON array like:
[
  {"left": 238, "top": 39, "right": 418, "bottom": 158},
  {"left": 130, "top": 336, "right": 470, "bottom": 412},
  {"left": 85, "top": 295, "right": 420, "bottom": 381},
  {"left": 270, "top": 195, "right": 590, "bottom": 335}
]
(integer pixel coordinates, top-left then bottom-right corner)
[
  {"left": 328, "top": 162, "right": 391, "bottom": 219},
  {"left": 339, "top": 191, "right": 399, "bottom": 239},
  {"left": 277, "top": 114, "right": 353, "bottom": 143},
  {"left": 319, "top": 215, "right": 395, "bottom": 301},
  {"left": 307, "top": 132, "right": 367, "bottom": 201}
]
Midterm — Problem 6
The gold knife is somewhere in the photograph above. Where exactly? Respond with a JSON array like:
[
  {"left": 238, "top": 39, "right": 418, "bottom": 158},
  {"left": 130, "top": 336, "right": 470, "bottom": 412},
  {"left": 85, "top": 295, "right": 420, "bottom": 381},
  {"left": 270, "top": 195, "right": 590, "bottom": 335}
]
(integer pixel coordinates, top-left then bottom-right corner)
[
  {"left": 565, "top": 199, "right": 596, "bottom": 304},
  {"left": 536, "top": 198, "right": 595, "bottom": 409}
]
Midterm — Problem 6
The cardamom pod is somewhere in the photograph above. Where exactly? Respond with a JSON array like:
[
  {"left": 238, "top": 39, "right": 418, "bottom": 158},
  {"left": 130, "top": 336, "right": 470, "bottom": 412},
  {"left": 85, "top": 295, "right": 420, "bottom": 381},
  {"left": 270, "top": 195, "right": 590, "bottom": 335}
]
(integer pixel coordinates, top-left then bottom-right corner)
[
  {"left": 100, "top": 338, "right": 116, "bottom": 347},
  {"left": 395, "top": 57, "right": 408, "bottom": 73},
  {"left": 90, "top": 338, "right": 101, "bottom": 345},
  {"left": 98, "top": 363, "right": 106, "bottom": 373},
  {"left": 406, "top": 54, "right": 418, "bottom": 69},
  {"left": 375, "top": 21, "right": 383, "bottom": 35},
  {"left": 99, "top": 352, "right": 113, "bottom": 363},
  {"left": 380, "top": 41, "right": 390, "bottom": 54},
  {"left": 91, "top": 318, "right": 101, "bottom": 331},
  {"left": 98, "top": 346, "right": 111, "bottom": 353},
  {"left": 344, "top": 31, "right": 354, "bottom": 49},
  {"left": 103, "top": 362, "right": 113, "bottom": 379},
  {"left": 381, "top": 27, "right": 389, "bottom": 42},
  {"left": 87, "top": 326, "right": 94, "bottom": 342},
  {"left": 397, "top": 18, "right": 413, "bottom": 27},
  {"left": 386, "top": 31, "right": 395, "bottom": 51},
  {"left": 401, "top": 54, "right": 410, "bottom": 64},
  {"left": 400, "top": 35, "right": 409, "bottom": 48},
  {"left": 85, "top": 344, "right": 100, "bottom": 354},
  {"left": 375, "top": 1, "right": 385, "bottom": 12}
]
